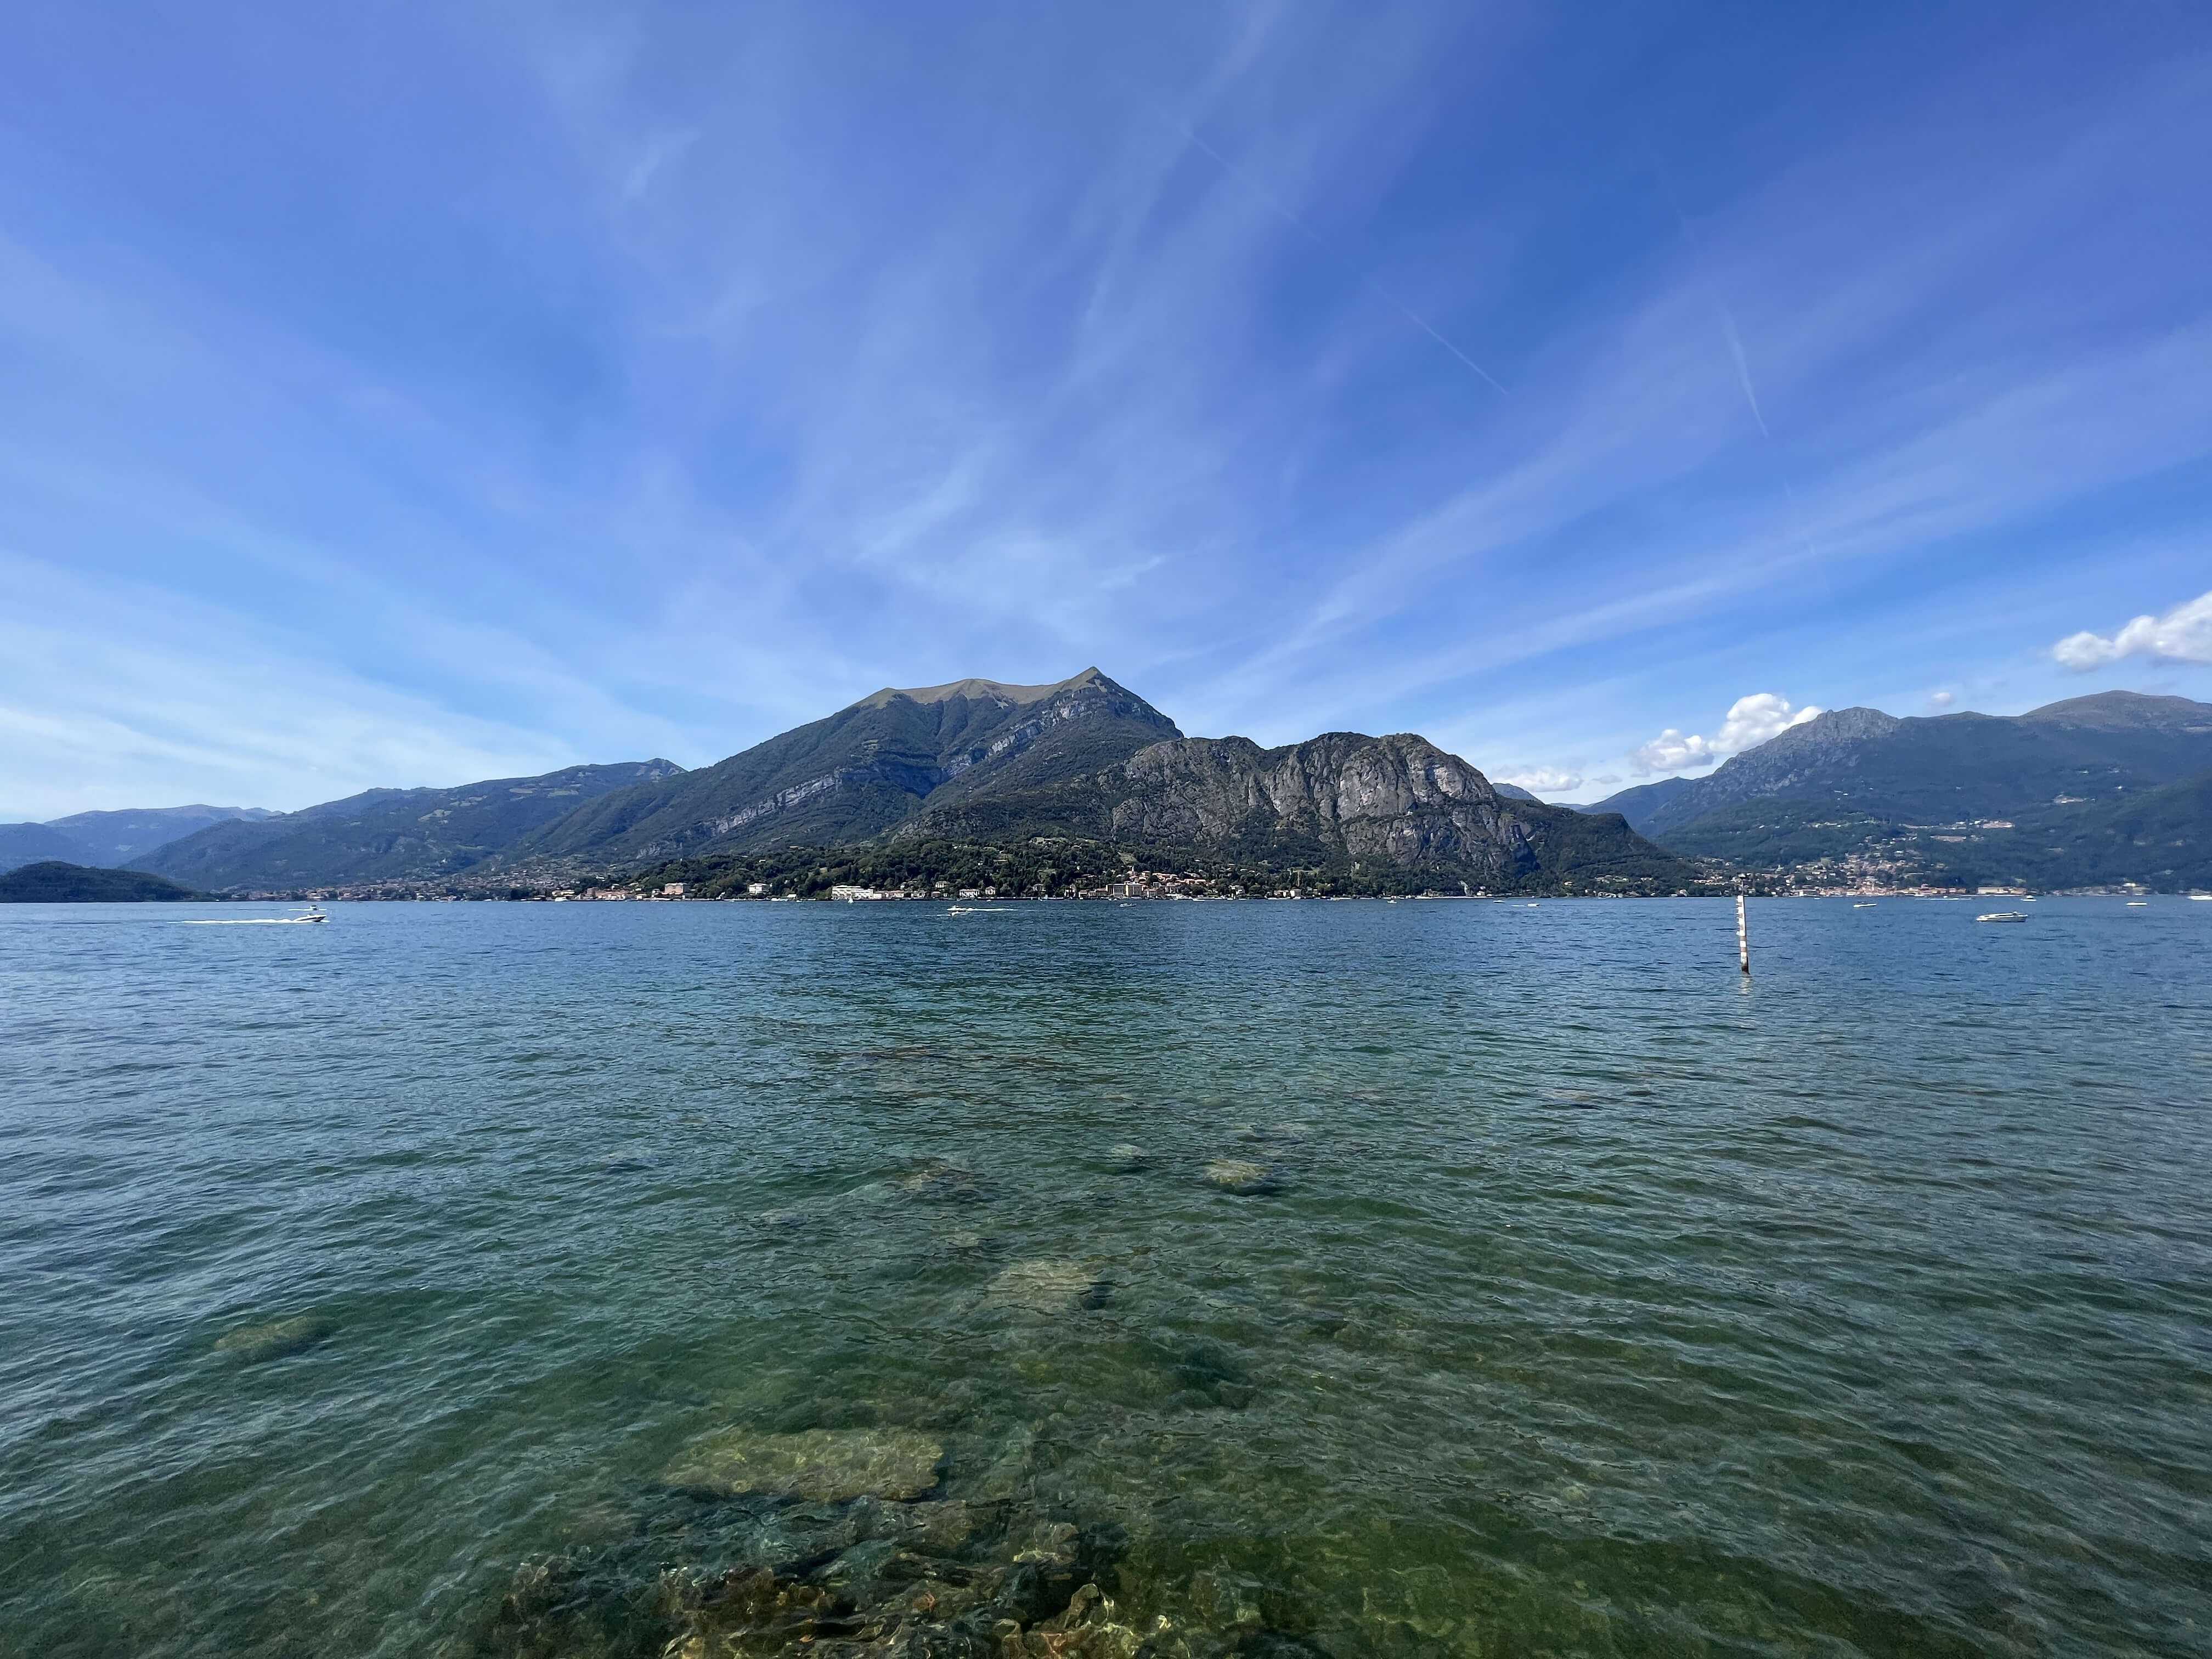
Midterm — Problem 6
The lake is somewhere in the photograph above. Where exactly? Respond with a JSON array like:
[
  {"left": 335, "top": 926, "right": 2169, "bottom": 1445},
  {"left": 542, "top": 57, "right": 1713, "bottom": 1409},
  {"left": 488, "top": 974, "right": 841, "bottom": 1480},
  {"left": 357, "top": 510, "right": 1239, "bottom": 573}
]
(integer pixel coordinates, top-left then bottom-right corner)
[{"left": 2, "top": 897, "right": 2207, "bottom": 1658}]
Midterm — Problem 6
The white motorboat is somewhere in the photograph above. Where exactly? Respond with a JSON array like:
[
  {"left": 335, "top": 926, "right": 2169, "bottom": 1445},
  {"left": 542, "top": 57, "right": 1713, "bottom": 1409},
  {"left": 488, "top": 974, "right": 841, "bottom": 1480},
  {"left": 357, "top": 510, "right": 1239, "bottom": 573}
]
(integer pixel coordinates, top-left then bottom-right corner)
[{"left": 1976, "top": 911, "right": 2029, "bottom": 923}]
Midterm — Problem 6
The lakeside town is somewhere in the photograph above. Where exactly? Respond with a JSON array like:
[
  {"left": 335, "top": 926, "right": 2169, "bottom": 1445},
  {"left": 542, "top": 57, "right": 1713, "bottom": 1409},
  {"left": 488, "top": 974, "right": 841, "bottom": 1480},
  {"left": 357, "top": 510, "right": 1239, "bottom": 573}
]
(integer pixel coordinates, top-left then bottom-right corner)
[{"left": 233, "top": 868, "right": 2168, "bottom": 904}]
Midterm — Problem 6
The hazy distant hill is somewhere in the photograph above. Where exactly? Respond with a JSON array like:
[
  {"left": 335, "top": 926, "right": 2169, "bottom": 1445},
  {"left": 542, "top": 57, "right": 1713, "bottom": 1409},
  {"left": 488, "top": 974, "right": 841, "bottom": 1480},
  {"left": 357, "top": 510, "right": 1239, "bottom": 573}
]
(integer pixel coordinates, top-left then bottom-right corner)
[
  {"left": 512, "top": 669, "right": 1182, "bottom": 867},
  {"left": 1563, "top": 775, "right": 1699, "bottom": 838},
  {"left": 44, "top": 805, "right": 279, "bottom": 864},
  {"left": 133, "top": 761, "right": 683, "bottom": 892},
  {"left": 896, "top": 730, "right": 1688, "bottom": 889},
  {"left": 1577, "top": 691, "right": 2212, "bottom": 886},
  {"left": 0, "top": 861, "right": 200, "bottom": 902},
  {"left": 1667, "top": 768, "right": 2212, "bottom": 890},
  {"left": 0, "top": 804, "right": 274, "bottom": 873},
  {"left": 0, "top": 822, "right": 84, "bottom": 874},
  {"left": 1582, "top": 692, "right": 2212, "bottom": 832}
]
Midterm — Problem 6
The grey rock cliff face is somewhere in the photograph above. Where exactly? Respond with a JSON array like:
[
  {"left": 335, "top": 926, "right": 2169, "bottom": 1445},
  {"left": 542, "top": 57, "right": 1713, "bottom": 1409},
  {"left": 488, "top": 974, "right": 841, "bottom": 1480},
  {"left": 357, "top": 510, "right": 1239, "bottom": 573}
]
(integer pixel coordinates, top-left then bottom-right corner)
[
  {"left": 1108, "top": 733, "right": 1537, "bottom": 870},
  {"left": 1690, "top": 707, "right": 1904, "bottom": 801},
  {"left": 907, "top": 726, "right": 1680, "bottom": 882}
]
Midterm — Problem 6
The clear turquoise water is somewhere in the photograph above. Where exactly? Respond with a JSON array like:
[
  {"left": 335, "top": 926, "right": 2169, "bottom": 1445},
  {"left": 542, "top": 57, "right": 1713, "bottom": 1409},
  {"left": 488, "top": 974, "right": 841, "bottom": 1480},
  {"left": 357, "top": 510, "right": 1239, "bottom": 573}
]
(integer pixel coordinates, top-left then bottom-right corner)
[{"left": 2, "top": 898, "right": 2208, "bottom": 1658}]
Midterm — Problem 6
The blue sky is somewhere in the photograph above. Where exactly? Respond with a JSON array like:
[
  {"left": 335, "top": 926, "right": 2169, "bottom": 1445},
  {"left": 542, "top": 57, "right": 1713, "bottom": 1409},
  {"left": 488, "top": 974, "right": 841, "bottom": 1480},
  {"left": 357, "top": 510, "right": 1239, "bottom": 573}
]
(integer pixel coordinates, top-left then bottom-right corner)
[{"left": 4, "top": 2, "right": 2210, "bottom": 818}]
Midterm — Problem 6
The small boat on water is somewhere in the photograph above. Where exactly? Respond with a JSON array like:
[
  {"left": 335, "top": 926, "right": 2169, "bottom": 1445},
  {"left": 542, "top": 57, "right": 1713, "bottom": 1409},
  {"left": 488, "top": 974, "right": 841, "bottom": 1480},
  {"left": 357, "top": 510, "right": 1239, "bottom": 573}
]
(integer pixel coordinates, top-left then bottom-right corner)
[
  {"left": 1976, "top": 911, "right": 2029, "bottom": 924},
  {"left": 1852, "top": 902, "right": 1876, "bottom": 909},
  {"left": 2126, "top": 900, "right": 2149, "bottom": 907},
  {"left": 298, "top": 905, "right": 328, "bottom": 923}
]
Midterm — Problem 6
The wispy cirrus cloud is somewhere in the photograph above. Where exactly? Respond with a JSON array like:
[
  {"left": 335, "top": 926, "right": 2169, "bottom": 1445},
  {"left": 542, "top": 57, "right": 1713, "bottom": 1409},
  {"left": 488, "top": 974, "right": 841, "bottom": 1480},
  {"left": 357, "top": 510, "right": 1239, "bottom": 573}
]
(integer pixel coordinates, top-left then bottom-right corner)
[
  {"left": 0, "top": 554, "right": 597, "bottom": 819},
  {"left": 0, "top": 5, "right": 2207, "bottom": 816}
]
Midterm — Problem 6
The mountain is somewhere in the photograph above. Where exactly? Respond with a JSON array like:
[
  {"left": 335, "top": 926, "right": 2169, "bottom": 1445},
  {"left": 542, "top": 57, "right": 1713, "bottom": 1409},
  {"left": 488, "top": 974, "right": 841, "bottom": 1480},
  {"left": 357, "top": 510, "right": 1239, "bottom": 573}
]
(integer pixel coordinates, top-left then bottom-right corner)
[
  {"left": 132, "top": 761, "right": 683, "bottom": 893},
  {"left": 42, "top": 805, "right": 278, "bottom": 865},
  {"left": 2053, "top": 767, "right": 2212, "bottom": 888},
  {"left": 890, "top": 730, "right": 1688, "bottom": 890},
  {"left": 123, "top": 672, "right": 1685, "bottom": 893},
  {"left": 0, "top": 804, "right": 275, "bottom": 873},
  {"left": 0, "top": 822, "right": 86, "bottom": 875},
  {"left": 1667, "top": 765, "right": 2212, "bottom": 890},
  {"left": 0, "top": 861, "right": 200, "bottom": 902},
  {"left": 1492, "top": 782, "right": 1539, "bottom": 802},
  {"left": 1579, "top": 692, "right": 2212, "bottom": 844},
  {"left": 1565, "top": 775, "right": 1700, "bottom": 837},
  {"left": 511, "top": 670, "right": 1182, "bottom": 868}
]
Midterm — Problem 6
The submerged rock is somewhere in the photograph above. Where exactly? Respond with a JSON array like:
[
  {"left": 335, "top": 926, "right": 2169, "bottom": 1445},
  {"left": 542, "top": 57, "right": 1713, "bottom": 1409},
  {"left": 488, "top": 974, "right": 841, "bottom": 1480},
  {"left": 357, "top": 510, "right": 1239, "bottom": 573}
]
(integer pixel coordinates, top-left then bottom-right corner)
[
  {"left": 661, "top": 1426, "right": 944, "bottom": 1502},
  {"left": 1162, "top": 1338, "right": 1257, "bottom": 1410},
  {"left": 1202, "top": 1160, "right": 1276, "bottom": 1195},
  {"left": 213, "top": 1313, "right": 337, "bottom": 1362},
  {"left": 887, "top": 1498, "right": 979, "bottom": 1553},
  {"left": 749, "top": 1205, "right": 822, "bottom": 1234},
  {"left": 986, "top": 1260, "right": 1111, "bottom": 1314},
  {"left": 893, "top": 1160, "right": 992, "bottom": 1205},
  {"left": 663, "top": 1565, "right": 848, "bottom": 1659},
  {"left": 460, "top": 1463, "right": 1143, "bottom": 1659},
  {"left": 1020, "top": 1579, "right": 1164, "bottom": 1659},
  {"left": 1232, "top": 1124, "right": 1311, "bottom": 1146},
  {"left": 1107, "top": 1143, "right": 1150, "bottom": 1173},
  {"left": 973, "top": 1427, "right": 1038, "bottom": 1502}
]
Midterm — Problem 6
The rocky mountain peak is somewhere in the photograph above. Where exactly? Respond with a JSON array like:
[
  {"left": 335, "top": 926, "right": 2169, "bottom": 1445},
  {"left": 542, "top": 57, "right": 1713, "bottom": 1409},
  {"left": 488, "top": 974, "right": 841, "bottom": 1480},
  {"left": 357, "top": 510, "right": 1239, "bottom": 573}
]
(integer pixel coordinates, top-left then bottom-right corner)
[
  {"left": 858, "top": 667, "right": 1124, "bottom": 711},
  {"left": 2019, "top": 690, "right": 2212, "bottom": 732}
]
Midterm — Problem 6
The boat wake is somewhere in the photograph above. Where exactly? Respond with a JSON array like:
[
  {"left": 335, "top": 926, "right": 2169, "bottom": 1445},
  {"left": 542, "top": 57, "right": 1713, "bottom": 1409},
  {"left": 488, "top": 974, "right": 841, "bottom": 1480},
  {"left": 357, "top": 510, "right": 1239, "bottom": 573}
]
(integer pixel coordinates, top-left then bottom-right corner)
[{"left": 176, "top": 918, "right": 326, "bottom": 926}]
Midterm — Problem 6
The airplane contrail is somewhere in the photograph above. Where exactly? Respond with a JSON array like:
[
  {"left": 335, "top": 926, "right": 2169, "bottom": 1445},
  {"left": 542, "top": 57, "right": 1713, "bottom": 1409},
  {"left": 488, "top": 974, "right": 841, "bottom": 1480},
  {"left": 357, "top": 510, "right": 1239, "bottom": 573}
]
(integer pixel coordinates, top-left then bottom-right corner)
[
  {"left": 1177, "top": 121, "right": 1508, "bottom": 397},
  {"left": 1645, "top": 145, "right": 1771, "bottom": 437},
  {"left": 1715, "top": 302, "right": 1769, "bottom": 437}
]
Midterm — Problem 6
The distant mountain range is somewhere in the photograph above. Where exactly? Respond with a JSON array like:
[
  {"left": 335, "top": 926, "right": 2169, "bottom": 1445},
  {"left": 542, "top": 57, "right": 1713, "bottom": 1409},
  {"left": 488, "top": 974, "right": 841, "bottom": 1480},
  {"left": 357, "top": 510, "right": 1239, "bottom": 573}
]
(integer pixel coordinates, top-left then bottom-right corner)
[
  {"left": 25, "top": 679, "right": 2202, "bottom": 898},
  {"left": 120, "top": 671, "right": 1684, "bottom": 895},
  {"left": 134, "top": 762, "right": 683, "bottom": 892},
  {"left": 1577, "top": 691, "right": 2212, "bottom": 888},
  {"left": 0, "top": 804, "right": 275, "bottom": 875}
]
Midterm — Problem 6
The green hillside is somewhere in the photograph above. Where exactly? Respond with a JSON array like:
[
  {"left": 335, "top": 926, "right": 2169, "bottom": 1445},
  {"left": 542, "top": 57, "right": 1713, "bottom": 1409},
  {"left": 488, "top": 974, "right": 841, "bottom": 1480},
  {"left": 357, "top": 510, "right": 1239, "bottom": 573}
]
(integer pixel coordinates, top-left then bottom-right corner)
[
  {"left": 1669, "top": 770, "right": 2212, "bottom": 890},
  {"left": 133, "top": 761, "right": 682, "bottom": 892},
  {"left": 0, "top": 861, "right": 201, "bottom": 902},
  {"left": 1584, "top": 692, "right": 2212, "bottom": 844},
  {"left": 510, "top": 670, "right": 1181, "bottom": 867}
]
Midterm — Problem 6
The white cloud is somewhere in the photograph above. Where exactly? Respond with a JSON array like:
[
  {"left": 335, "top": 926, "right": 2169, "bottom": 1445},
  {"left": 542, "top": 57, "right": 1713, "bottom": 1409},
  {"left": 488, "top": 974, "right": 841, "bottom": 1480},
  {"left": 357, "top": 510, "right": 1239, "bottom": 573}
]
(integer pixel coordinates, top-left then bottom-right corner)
[
  {"left": 1496, "top": 766, "right": 1582, "bottom": 795},
  {"left": 2052, "top": 589, "right": 2212, "bottom": 670},
  {"left": 1927, "top": 689, "right": 1955, "bottom": 709},
  {"left": 1630, "top": 729, "right": 1715, "bottom": 773},
  {"left": 1630, "top": 692, "right": 1822, "bottom": 775}
]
